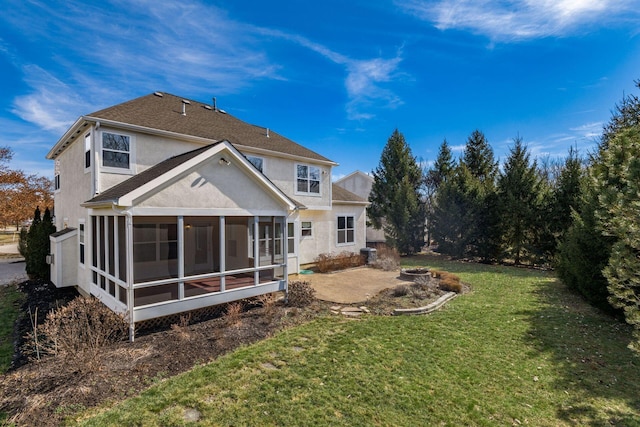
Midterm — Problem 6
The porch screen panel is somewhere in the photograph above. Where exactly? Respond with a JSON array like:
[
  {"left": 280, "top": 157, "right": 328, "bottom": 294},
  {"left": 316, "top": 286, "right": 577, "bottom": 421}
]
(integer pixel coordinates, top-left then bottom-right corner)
[
  {"left": 225, "top": 217, "right": 251, "bottom": 271},
  {"left": 91, "top": 216, "right": 97, "bottom": 284},
  {"left": 184, "top": 217, "right": 220, "bottom": 277},
  {"left": 133, "top": 217, "right": 178, "bottom": 283},
  {"left": 107, "top": 216, "right": 115, "bottom": 276},
  {"left": 117, "top": 217, "right": 126, "bottom": 281}
]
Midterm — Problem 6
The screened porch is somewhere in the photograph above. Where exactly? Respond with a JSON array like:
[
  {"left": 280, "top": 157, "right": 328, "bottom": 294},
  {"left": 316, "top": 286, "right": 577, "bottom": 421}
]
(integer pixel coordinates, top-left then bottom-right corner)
[{"left": 90, "top": 214, "right": 287, "bottom": 323}]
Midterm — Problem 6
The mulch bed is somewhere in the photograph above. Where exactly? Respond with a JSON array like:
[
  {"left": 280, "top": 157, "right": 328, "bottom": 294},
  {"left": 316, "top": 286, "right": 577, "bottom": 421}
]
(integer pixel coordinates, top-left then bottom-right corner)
[{"left": 1, "top": 276, "right": 463, "bottom": 426}]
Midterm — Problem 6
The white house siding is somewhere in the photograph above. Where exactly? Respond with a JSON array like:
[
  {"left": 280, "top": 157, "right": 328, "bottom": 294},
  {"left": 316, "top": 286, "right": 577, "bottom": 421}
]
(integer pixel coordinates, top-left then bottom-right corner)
[
  {"left": 98, "top": 127, "right": 203, "bottom": 192},
  {"left": 334, "top": 171, "right": 385, "bottom": 244},
  {"left": 135, "top": 154, "right": 285, "bottom": 214},
  {"left": 237, "top": 152, "right": 333, "bottom": 210},
  {"left": 50, "top": 126, "right": 95, "bottom": 289},
  {"left": 296, "top": 204, "right": 366, "bottom": 266}
]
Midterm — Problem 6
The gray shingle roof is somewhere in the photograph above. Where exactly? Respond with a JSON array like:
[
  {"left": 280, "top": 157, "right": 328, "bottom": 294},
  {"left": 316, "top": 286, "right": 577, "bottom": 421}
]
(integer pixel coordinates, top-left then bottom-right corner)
[
  {"left": 87, "top": 92, "right": 334, "bottom": 163},
  {"left": 332, "top": 184, "right": 367, "bottom": 203}
]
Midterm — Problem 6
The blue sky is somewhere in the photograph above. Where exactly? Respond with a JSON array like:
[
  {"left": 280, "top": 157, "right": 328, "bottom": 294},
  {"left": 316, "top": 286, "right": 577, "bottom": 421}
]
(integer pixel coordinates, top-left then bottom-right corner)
[{"left": 1, "top": 0, "right": 639, "bottom": 180}]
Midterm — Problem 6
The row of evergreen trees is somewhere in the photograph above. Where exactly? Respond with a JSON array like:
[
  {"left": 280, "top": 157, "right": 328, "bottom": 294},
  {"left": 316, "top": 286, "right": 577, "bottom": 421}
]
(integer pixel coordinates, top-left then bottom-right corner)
[
  {"left": 18, "top": 206, "right": 56, "bottom": 281},
  {"left": 368, "top": 80, "right": 640, "bottom": 352}
]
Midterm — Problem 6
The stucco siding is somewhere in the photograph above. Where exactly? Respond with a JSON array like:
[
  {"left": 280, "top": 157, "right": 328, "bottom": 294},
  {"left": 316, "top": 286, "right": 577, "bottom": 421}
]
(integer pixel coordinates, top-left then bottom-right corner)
[
  {"left": 296, "top": 204, "right": 367, "bottom": 265},
  {"left": 136, "top": 154, "right": 285, "bottom": 213}
]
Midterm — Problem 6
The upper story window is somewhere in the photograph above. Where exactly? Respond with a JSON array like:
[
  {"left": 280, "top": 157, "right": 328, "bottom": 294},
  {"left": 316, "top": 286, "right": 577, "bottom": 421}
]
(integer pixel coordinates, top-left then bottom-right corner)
[
  {"left": 54, "top": 173, "right": 60, "bottom": 191},
  {"left": 102, "top": 132, "right": 131, "bottom": 170},
  {"left": 246, "top": 155, "right": 264, "bottom": 173},
  {"left": 84, "top": 133, "right": 91, "bottom": 170},
  {"left": 296, "top": 164, "right": 320, "bottom": 195}
]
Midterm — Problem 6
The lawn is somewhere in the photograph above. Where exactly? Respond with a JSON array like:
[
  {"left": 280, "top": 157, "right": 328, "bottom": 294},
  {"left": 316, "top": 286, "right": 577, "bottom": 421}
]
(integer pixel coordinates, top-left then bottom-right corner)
[
  {"left": 72, "top": 257, "right": 640, "bottom": 426},
  {"left": 0, "top": 283, "right": 23, "bottom": 372}
]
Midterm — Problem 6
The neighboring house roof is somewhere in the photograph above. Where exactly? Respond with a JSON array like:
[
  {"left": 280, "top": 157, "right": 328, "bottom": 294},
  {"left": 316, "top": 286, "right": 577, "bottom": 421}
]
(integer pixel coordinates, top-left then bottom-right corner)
[
  {"left": 331, "top": 184, "right": 368, "bottom": 205},
  {"left": 48, "top": 92, "right": 336, "bottom": 165},
  {"left": 84, "top": 141, "right": 300, "bottom": 210},
  {"left": 335, "top": 170, "right": 373, "bottom": 185}
]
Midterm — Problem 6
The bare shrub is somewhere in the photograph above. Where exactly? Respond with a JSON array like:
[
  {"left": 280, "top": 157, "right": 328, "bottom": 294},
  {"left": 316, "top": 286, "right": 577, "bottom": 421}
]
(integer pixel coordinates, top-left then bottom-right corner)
[
  {"left": 315, "top": 252, "right": 365, "bottom": 273},
  {"left": 372, "top": 255, "right": 400, "bottom": 271},
  {"left": 438, "top": 272, "right": 463, "bottom": 293},
  {"left": 171, "top": 314, "right": 192, "bottom": 340},
  {"left": 287, "top": 281, "right": 316, "bottom": 307},
  {"left": 225, "top": 302, "right": 244, "bottom": 326},
  {"left": 35, "top": 296, "right": 126, "bottom": 365},
  {"left": 256, "top": 293, "right": 278, "bottom": 317},
  {"left": 392, "top": 285, "right": 409, "bottom": 297}
]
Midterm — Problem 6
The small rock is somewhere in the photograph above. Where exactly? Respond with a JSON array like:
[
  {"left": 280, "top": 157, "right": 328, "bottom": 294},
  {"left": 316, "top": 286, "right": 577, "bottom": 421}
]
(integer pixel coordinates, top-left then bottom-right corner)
[
  {"left": 183, "top": 408, "right": 201, "bottom": 422},
  {"left": 533, "top": 376, "right": 539, "bottom": 382},
  {"left": 359, "top": 306, "right": 370, "bottom": 313},
  {"left": 341, "top": 311, "right": 362, "bottom": 317}
]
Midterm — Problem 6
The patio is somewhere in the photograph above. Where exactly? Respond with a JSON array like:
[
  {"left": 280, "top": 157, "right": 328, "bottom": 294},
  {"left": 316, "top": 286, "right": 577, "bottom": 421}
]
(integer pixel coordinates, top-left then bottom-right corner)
[{"left": 298, "top": 266, "right": 412, "bottom": 304}]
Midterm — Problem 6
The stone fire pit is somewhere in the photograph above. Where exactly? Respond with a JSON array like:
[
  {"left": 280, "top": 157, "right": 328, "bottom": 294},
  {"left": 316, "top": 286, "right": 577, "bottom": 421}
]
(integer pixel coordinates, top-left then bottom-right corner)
[{"left": 399, "top": 267, "right": 431, "bottom": 281}]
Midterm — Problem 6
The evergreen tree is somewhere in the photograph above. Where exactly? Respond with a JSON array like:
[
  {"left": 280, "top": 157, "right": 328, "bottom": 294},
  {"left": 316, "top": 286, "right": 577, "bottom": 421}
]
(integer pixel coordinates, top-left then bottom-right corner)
[
  {"left": 497, "top": 137, "right": 540, "bottom": 264},
  {"left": 369, "top": 129, "right": 426, "bottom": 255},
  {"left": 424, "top": 140, "right": 455, "bottom": 244},
  {"left": 551, "top": 146, "right": 584, "bottom": 242},
  {"left": 25, "top": 206, "right": 42, "bottom": 276},
  {"left": 462, "top": 129, "right": 498, "bottom": 184},
  {"left": 556, "top": 175, "right": 614, "bottom": 312},
  {"left": 461, "top": 130, "right": 500, "bottom": 261},
  {"left": 594, "top": 126, "right": 640, "bottom": 352},
  {"left": 25, "top": 206, "right": 55, "bottom": 280},
  {"left": 432, "top": 164, "right": 475, "bottom": 258}
]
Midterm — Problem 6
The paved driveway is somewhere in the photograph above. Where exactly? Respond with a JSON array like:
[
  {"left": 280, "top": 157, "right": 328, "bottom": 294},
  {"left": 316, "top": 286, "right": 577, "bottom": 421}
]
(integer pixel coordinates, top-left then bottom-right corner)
[
  {"left": 299, "top": 267, "right": 411, "bottom": 304},
  {"left": 0, "top": 258, "right": 27, "bottom": 286}
]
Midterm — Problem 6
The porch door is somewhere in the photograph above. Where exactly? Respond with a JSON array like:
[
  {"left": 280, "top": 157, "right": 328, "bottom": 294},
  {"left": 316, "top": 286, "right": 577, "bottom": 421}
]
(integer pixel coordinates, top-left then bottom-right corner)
[{"left": 193, "top": 222, "right": 213, "bottom": 271}]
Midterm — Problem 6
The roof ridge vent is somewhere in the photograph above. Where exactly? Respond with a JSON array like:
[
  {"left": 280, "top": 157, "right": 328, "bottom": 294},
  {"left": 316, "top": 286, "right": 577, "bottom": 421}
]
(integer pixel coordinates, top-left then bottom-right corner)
[
  {"left": 154, "top": 92, "right": 163, "bottom": 97},
  {"left": 181, "top": 99, "right": 191, "bottom": 116},
  {"left": 266, "top": 128, "right": 270, "bottom": 138}
]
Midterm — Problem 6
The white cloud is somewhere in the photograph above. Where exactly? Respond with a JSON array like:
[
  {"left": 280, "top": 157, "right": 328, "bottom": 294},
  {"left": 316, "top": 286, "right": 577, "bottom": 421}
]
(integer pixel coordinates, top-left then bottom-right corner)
[
  {"left": 11, "top": 65, "right": 88, "bottom": 133},
  {"left": 259, "top": 29, "right": 405, "bottom": 120},
  {"left": 396, "top": 0, "right": 636, "bottom": 41}
]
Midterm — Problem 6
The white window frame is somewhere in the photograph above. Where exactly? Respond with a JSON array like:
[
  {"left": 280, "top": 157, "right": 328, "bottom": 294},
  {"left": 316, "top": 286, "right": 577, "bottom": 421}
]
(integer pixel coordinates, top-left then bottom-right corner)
[
  {"left": 301, "top": 221, "right": 313, "bottom": 238},
  {"left": 295, "top": 163, "right": 321, "bottom": 196},
  {"left": 336, "top": 215, "right": 356, "bottom": 246},
  {"left": 246, "top": 155, "right": 264, "bottom": 173},
  {"left": 78, "top": 220, "right": 86, "bottom": 267},
  {"left": 84, "top": 132, "right": 91, "bottom": 172},
  {"left": 287, "top": 222, "right": 295, "bottom": 255},
  {"left": 101, "top": 131, "right": 135, "bottom": 174}
]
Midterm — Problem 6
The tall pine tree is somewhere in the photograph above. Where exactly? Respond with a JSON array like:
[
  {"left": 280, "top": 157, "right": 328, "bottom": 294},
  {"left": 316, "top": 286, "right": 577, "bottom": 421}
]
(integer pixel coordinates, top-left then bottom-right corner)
[
  {"left": 461, "top": 130, "right": 500, "bottom": 261},
  {"left": 369, "top": 129, "right": 426, "bottom": 255},
  {"left": 497, "top": 137, "right": 540, "bottom": 264},
  {"left": 594, "top": 126, "right": 640, "bottom": 352},
  {"left": 424, "top": 140, "right": 455, "bottom": 245}
]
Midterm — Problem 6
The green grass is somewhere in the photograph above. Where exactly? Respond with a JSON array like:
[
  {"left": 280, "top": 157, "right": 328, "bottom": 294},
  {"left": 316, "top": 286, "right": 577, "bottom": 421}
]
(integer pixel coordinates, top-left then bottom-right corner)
[
  {"left": 74, "top": 258, "right": 640, "bottom": 426},
  {"left": 0, "top": 283, "right": 23, "bottom": 373}
]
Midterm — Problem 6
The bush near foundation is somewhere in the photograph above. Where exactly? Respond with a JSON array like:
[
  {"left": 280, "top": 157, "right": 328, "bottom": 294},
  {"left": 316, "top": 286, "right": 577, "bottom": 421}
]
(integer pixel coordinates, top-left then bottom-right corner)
[
  {"left": 30, "top": 296, "right": 127, "bottom": 365},
  {"left": 287, "top": 281, "right": 316, "bottom": 307}
]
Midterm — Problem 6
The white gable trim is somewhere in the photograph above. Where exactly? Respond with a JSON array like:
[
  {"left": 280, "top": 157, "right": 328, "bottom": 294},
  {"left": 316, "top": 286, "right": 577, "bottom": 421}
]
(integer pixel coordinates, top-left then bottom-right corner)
[{"left": 114, "top": 141, "right": 296, "bottom": 210}]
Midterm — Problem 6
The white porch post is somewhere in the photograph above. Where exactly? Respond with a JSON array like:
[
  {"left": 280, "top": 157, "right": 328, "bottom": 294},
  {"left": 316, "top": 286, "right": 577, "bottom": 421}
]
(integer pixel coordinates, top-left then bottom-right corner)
[
  {"left": 219, "top": 216, "right": 225, "bottom": 292},
  {"left": 178, "top": 216, "right": 184, "bottom": 300},
  {"left": 253, "top": 216, "right": 259, "bottom": 286},
  {"left": 125, "top": 213, "right": 135, "bottom": 342}
]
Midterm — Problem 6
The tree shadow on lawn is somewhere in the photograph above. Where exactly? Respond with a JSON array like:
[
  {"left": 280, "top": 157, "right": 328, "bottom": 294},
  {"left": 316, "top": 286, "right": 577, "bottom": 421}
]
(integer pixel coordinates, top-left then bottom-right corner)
[{"left": 522, "top": 280, "right": 640, "bottom": 426}]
